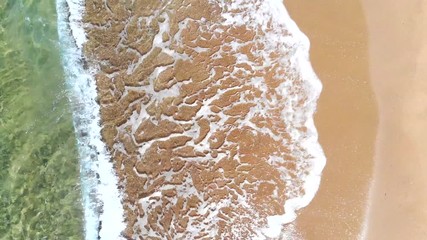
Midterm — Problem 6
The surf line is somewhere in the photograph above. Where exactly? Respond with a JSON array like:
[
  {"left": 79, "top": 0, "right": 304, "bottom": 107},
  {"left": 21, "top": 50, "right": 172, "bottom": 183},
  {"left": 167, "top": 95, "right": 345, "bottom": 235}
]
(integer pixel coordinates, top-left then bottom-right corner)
[{"left": 56, "top": 0, "right": 125, "bottom": 239}]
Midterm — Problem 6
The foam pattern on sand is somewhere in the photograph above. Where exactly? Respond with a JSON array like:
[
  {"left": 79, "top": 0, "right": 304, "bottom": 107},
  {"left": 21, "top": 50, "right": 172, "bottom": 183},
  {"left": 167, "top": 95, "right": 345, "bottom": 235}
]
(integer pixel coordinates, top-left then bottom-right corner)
[
  {"left": 83, "top": 0, "right": 326, "bottom": 238},
  {"left": 56, "top": 0, "right": 125, "bottom": 239}
]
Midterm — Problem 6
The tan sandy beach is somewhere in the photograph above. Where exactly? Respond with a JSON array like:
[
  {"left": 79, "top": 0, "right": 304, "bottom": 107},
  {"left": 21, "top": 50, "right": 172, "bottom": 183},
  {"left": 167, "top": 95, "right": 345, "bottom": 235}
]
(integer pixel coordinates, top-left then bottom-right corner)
[
  {"left": 361, "top": 1, "right": 427, "bottom": 239},
  {"left": 286, "top": 1, "right": 378, "bottom": 239},
  {"left": 288, "top": 0, "right": 427, "bottom": 239}
]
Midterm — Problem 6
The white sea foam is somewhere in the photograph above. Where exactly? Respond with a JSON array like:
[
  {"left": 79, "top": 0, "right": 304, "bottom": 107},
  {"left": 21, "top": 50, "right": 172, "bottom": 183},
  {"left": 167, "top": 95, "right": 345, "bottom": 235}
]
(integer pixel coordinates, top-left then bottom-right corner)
[
  {"left": 259, "top": 0, "right": 326, "bottom": 238},
  {"left": 56, "top": 0, "right": 125, "bottom": 239}
]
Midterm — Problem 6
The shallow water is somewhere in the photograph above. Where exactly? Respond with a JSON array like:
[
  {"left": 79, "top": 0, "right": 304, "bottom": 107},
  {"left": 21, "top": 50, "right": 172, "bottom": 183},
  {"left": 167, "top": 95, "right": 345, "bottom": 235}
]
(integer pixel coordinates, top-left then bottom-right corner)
[{"left": 0, "top": 0, "right": 83, "bottom": 239}]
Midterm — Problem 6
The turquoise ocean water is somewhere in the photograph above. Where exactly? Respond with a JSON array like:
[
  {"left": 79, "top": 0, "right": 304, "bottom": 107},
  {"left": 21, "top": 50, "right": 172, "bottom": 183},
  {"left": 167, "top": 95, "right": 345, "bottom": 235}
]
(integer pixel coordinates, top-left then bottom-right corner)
[{"left": 0, "top": 0, "right": 83, "bottom": 239}]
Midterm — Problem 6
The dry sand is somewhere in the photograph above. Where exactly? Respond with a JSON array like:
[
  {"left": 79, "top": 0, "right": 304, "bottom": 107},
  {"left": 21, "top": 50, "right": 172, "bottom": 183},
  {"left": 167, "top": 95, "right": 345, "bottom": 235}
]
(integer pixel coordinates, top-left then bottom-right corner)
[
  {"left": 361, "top": 1, "right": 427, "bottom": 239},
  {"left": 285, "top": 1, "right": 378, "bottom": 239}
]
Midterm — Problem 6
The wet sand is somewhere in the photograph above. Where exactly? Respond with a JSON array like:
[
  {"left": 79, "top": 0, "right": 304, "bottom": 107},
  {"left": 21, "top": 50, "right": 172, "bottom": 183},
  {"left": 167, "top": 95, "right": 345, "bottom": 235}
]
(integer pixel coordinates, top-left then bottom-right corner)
[
  {"left": 286, "top": 1, "right": 378, "bottom": 239},
  {"left": 361, "top": 1, "right": 427, "bottom": 239}
]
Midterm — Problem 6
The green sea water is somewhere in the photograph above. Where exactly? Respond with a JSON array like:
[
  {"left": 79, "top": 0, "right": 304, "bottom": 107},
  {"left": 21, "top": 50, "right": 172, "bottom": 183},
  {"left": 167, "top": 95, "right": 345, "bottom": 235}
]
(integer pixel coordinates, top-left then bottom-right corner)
[{"left": 0, "top": 0, "right": 84, "bottom": 239}]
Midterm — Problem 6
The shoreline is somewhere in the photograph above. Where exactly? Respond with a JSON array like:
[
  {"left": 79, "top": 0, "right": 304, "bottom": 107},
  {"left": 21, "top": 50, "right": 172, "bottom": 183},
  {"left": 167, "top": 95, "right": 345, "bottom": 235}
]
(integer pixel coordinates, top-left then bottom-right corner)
[
  {"left": 286, "top": 0, "right": 378, "bottom": 239},
  {"left": 361, "top": 1, "right": 427, "bottom": 239},
  {"left": 56, "top": 0, "right": 125, "bottom": 239}
]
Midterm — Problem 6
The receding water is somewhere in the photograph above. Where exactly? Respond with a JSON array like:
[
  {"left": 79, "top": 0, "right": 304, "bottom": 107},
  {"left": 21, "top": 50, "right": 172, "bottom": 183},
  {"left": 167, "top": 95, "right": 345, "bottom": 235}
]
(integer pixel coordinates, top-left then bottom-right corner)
[{"left": 0, "top": 0, "right": 83, "bottom": 239}]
